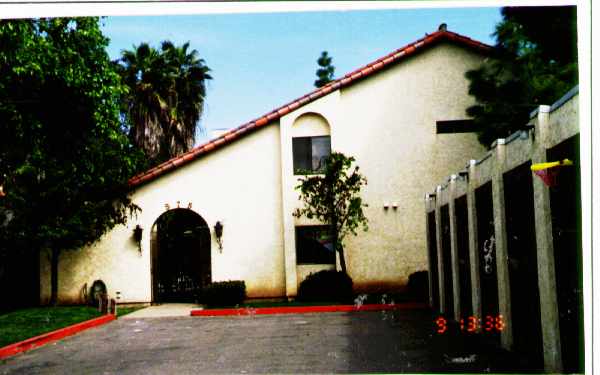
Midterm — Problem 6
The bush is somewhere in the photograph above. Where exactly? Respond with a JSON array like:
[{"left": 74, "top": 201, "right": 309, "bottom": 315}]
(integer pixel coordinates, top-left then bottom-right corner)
[
  {"left": 407, "top": 270, "right": 429, "bottom": 302},
  {"left": 201, "top": 280, "right": 246, "bottom": 307},
  {"left": 297, "top": 270, "right": 353, "bottom": 303}
]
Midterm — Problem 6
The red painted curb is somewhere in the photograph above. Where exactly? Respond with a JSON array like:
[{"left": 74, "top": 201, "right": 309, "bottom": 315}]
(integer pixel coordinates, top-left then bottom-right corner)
[
  {"left": 0, "top": 314, "right": 116, "bottom": 360},
  {"left": 191, "top": 303, "right": 428, "bottom": 317}
]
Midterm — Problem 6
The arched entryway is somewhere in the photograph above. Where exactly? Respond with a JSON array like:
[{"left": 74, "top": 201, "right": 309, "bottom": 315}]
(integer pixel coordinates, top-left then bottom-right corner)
[{"left": 150, "top": 208, "right": 211, "bottom": 302}]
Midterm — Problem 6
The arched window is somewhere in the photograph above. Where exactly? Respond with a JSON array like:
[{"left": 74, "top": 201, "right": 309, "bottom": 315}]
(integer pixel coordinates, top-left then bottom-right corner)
[{"left": 291, "top": 113, "right": 331, "bottom": 175}]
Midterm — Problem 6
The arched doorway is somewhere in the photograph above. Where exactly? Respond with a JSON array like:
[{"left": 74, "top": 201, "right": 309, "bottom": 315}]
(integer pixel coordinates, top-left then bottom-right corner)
[{"left": 150, "top": 209, "right": 211, "bottom": 302}]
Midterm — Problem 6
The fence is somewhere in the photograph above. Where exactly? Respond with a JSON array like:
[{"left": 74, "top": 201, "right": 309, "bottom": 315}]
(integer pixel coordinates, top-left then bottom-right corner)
[{"left": 424, "top": 86, "right": 581, "bottom": 373}]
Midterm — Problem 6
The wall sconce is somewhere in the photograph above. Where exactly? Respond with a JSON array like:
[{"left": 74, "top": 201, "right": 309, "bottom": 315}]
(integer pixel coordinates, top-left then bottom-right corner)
[
  {"left": 392, "top": 202, "right": 398, "bottom": 210},
  {"left": 383, "top": 202, "right": 389, "bottom": 210},
  {"left": 214, "top": 221, "right": 224, "bottom": 251},
  {"left": 133, "top": 225, "right": 143, "bottom": 253}
]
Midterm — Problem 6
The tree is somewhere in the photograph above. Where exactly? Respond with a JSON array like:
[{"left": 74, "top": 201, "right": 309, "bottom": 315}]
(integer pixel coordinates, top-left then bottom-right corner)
[
  {"left": 161, "top": 41, "right": 211, "bottom": 155},
  {"left": 466, "top": 6, "right": 578, "bottom": 147},
  {"left": 118, "top": 41, "right": 211, "bottom": 166},
  {"left": 314, "top": 51, "right": 335, "bottom": 88},
  {"left": 293, "top": 152, "right": 368, "bottom": 273},
  {"left": 117, "top": 43, "right": 172, "bottom": 165},
  {"left": 0, "top": 18, "right": 143, "bottom": 305}
]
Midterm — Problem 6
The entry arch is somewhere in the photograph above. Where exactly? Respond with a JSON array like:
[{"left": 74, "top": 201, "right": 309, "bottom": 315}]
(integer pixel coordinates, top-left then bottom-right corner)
[{"left": 150, "top": 208, "right": 211, "bottom": 302}]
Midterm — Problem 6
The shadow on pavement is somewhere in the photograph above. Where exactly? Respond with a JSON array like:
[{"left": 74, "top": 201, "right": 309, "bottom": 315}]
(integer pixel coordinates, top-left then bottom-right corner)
[{"left": 348, "top": 307, "right": 545, "bottom": 373}]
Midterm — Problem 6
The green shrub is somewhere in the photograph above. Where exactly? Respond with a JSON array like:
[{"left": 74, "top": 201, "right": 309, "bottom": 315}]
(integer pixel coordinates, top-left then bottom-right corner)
[
  {"left": 297, "top": 270, "right": 353, "bottom": 303},
  {"left": 356, "top": 271, "right": 430, "bottom": 305},
  {"left": 201, "top": 281, "right": 246, "bottom": 307}
]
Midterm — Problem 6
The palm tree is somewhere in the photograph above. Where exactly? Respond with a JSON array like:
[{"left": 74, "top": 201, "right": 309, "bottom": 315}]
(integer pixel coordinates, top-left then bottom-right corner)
[
  {"left": 118, "top": 43, "right": 170, "bottom": 162},
  {"left": 118, "top": 41, "right": 211, "bottom": 165},
  {"left": 160, "top": 41, "right": 211, "bottom": 156}
]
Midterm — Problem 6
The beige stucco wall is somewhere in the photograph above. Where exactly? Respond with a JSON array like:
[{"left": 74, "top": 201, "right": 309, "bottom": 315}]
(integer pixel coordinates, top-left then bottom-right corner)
[
  {"left": 41, "top": 40, "right": 487, "bottom": 303},
  {"left": 340, "top": 43, "right": 486, "bottom": 291},
  {"left": 280, "top": 42, "right": 487, "bottom": 294},
  {"left": 40, "top": 125, "right": 285, "bottom": 303},
  {"left": 546, "top": 94, "right": 579, "bottom": 149}
]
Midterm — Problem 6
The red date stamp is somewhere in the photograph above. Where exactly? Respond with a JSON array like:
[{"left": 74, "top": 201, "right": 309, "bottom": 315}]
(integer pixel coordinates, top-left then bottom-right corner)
[{"left": 435, "top": 315, "right": 505, "bottom": 334}]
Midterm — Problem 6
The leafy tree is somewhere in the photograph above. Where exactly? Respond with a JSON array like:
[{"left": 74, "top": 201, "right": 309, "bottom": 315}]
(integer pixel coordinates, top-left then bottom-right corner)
[
  {"left": 293, "top": 152, "right": 368, "bottom": 273},
  {"left": 117, "top": 41, "right": 211, "bottom": 166},
  {"left": 0, "top": 18, "right": 143, "bottom": 305},
  {"left": 314, "top": 51, "right": 335, "bottom": 88},
  {"left": 466, "top": 6, "right": 578, "bottom": 147}
]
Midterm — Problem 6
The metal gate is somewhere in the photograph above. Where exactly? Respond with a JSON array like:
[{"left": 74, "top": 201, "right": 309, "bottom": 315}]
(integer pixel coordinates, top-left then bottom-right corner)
[{"left": 151, "top": 208, "right": 211, "bottom": 303}]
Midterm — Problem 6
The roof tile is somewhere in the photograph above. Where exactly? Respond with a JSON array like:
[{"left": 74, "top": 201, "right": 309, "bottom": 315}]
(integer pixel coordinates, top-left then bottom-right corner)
[
  {"left": 308, "top": 92, "right": 322, "bottom": 100},
  {"left": 171, "top": 158, "right": 185, "bottom": 167},
  {"left": 255, "top": 117, "right": 268, "bottom": 126},
  {"left": 182, "top": 153, "right": 195, "bottom": 162},
  {"left": 297, "top": 97, "right": 311, "bottom": 105},
  {"left": 234, "top": 127, "right": 247, "bottom": 136},
  {"left": 372, "top": 61, "right": 384, "bottom": 70}
]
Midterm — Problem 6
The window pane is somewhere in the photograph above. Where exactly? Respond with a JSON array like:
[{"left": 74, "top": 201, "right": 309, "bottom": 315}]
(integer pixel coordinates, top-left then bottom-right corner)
[
  {"left": 311, "top": 136, "right": 331, "bottom": 172},
  {"left": 295, "top": 226, "right": 335, "bottom": 264},
  {"left": 293, "top": 138, "right": 312, "bottom": 174}
]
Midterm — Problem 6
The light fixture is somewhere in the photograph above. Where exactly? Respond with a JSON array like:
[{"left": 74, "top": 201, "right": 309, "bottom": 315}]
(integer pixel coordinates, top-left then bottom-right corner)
[
  {"left": 383, "top": 202, "right": 389, "bottom": 210},
  {"left": 214, "top": 221, "right": 224, "bottom": 250},
  {"left": 133, "top": 225, "right": 143, "bottom": 253},
  {"left": 392, "top": 202, "right": 398, "bottom": 209}
]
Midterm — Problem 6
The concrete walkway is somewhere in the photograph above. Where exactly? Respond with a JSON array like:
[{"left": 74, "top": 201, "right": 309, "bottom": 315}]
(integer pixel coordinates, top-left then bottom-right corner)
[{"left": 120, "top": 303, "right": 199, "bottom": 318}]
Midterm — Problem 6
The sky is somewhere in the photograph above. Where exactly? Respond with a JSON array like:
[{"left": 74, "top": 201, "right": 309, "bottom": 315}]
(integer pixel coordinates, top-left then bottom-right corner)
[{"left": 100, "top": 7, "right": 502, "bottom": 144}]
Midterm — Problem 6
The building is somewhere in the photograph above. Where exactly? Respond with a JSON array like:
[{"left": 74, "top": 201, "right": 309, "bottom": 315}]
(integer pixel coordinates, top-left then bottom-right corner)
[{"left": 40, "top": 27, "right": 491, "bottom": 305}]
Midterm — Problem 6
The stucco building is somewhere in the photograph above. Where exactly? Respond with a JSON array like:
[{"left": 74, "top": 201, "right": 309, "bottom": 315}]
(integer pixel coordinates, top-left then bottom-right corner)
[{"left": 40, "top": 27, "right": 492, "bottom": 304}]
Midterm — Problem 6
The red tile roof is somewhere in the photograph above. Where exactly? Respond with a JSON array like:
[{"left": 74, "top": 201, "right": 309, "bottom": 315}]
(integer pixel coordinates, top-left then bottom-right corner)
[{"left": 128, "top": 29, "right": 493, "bottom": 188}]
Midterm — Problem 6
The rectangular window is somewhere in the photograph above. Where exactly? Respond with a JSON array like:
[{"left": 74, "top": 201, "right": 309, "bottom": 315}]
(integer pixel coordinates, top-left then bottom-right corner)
[
  {"left": 292, "top": 136, "right": 331, "bottom": 174},
  {"left": 436, "top": 119, "right": 480, "bottom": 134},
  {"left": 295, "top": 226, "right": 335, "bottom": 265}
]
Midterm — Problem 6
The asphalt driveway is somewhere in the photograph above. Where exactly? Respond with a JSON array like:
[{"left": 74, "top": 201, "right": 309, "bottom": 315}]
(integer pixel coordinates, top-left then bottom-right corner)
[{"left": 1, "top": 308, "right": 527, "bottom": 374}]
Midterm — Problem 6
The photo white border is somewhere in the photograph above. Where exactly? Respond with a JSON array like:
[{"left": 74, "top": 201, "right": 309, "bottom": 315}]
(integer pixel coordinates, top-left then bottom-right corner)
[{"left": 0, "top": 1, "right": 593, "bottom": 373}]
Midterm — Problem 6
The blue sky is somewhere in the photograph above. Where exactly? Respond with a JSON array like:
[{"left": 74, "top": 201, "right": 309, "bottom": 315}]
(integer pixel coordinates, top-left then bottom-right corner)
[{"left": 101, "top": 7, "right": 502, "bottom": 144}]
